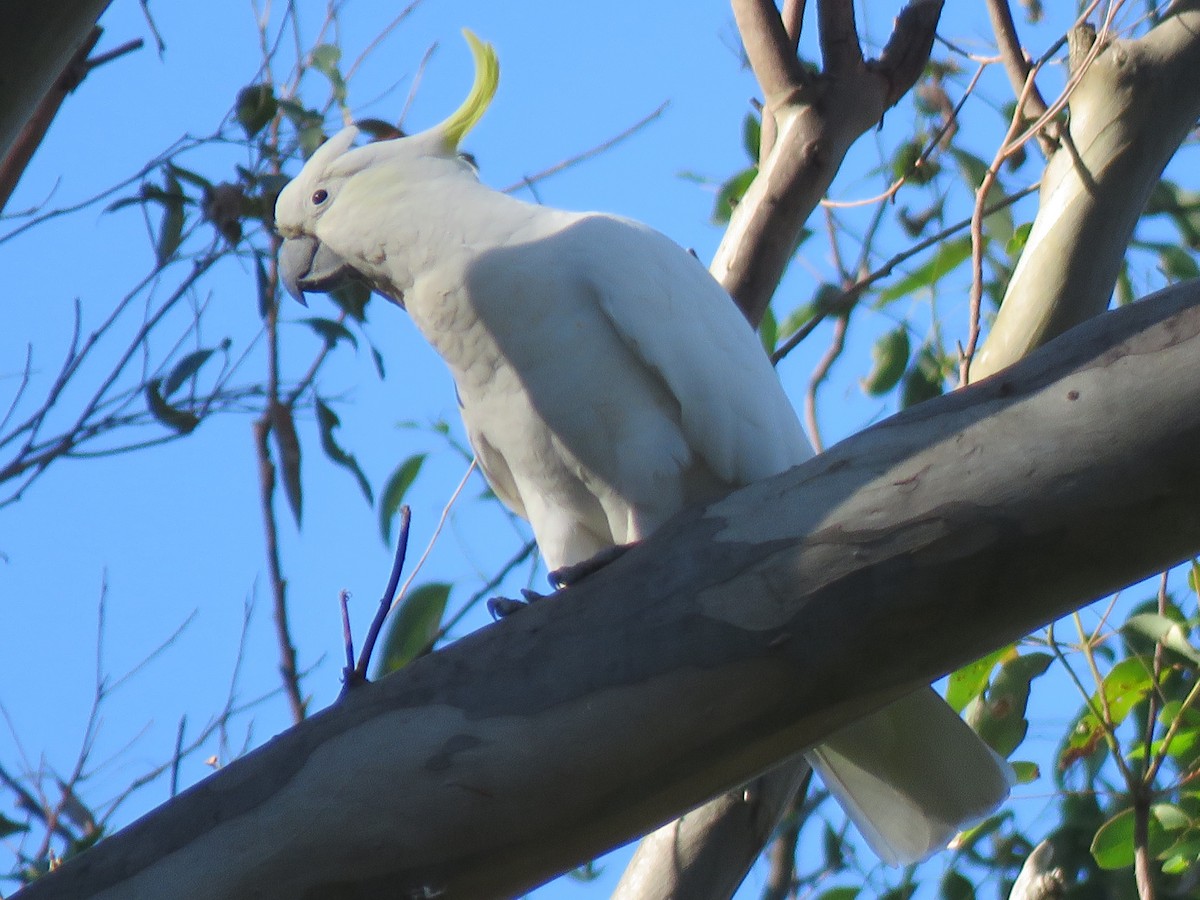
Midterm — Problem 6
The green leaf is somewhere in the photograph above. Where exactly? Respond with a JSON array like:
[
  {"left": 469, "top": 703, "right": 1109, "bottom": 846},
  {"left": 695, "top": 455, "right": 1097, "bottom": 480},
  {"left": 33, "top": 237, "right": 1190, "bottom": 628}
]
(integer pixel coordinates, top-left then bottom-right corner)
[
  {"left": 742, "top": 112, "right": 761, "bottom": 164},
  {"left": 255, "top": 252, "right": 274, "bottom": 318},
  {"left": 901, "top": 343, "right": 946, "bottom": 409},
  {"left": 369, "top": 342, "right": 386, "bottom": 379},
  {"left": 567, "top": 859, "right": 604, "bottom": 883},
  {"left": 758, "top": 306, "right": 777, "bottom": 354},
  {"left": 162, "top": 348, "right": 217, "bottom": 397},
  {"left": 1007, "top": 222, "right": 1033, "bottom": 258},
  {"left": 309, "top": 44, "right": 347, "bottom": 106},
  {"left": 946, "top": 644, "right": 1013, "bottom": 713},
  {"left": 951, "top": 811, "right": 1008, "bottom": 853},
  {"left": 156, "top": 171, "right": 186, "bottom": 266},
  {"left": 300, "top": 317, "right": 358, "bottom": 350},
  {"left": 375, "top": 582, "right": 452, "bottom": 676},
  {"left": 1010, "top": 760, "right": 1040, "bottom": 783},
  {"left": 777, "top": 301, "right": 820, "bottom": 342},
  {"left": 145, "top": 379, "right": 199, "bottom": 434},
  {"left": 861, "top": 326, "right": 911, "bottom": 396},
  {"left": 1160, "top": 245, "right": 1200, "bottom": 281},
  {"left": 1097, "top": 656, "right": 1155, "bottom": 727},
  {"left": 235, "top": 83, "right": 278, "bottom": 139},
  {"left": 166, "top": 163, "right": 214, "bottom": 193},
  {"left": 0, "top": 812, "right": 29, "bottom": 839},
  {"left": 1091, "top": 804, "right": 1187, "bottom": 870},
  {"left": 277, "top": 98, "right": 327, "bottom": 158},
  {"left": 713, "top": 167, "right": 757, "bottom": 225},
  {"left": 330, "top": 281, "right": 371, "bottom": 321},
  {"left": 1163, "top": 835, "right": 1200, "bottom": 873},
  {"left": 892, "top": 138, "right": 939, "bottom": 185},
  {"left": 966, "top": 651, "right": 1052, "bottom": 757},
  {"left": 815, "top": 889, "right": 859, "bottom": 900},
  {"left": 316, "top": 398, "right": 373, "bottom": 505},
  {"left": 822, "top": 822, "right": 845, "bottom": 872},
  {"left": 379, "top": 454, "right": 426, "bottom": 545},
  {"left": 949, "top": 148, "right": 991, "bottom": 190},
  {"left": 309, "top": 44, "right": 342, "bottom": 74},
  {"left": 1152, "top": 802, "right": 1192, "bottom": 833},
  {"left": 1091, "top": 807, "right": 1135, "bottom": 869},
  {"left": 1123, "top": 612, "right": 1200, "bottom": 666},
  {"left": 939, "top": 868, "right": 975, "bottom": 900},
  {"left": 271, "top": 402, "right": 303, "bottom": 526},
  {"left": 876, "top": 236, "right": 972, "bottom": 305}
]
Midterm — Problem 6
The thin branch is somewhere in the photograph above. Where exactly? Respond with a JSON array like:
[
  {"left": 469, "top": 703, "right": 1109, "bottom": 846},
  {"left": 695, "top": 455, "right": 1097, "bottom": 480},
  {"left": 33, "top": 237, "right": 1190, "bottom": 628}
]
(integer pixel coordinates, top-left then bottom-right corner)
[
  {"left": 425, "top": 539, "right": 538, "bottom": 654},
  {"left": 803, "top": 313, "right": 848, "bottom": 453},
  {"left": 500, "top": 103, "right": 669, "bottom": 196},
  {"left": 343, "top": 0, "right": 425, "bottom": 83},
  {"left": 394, "top": 460, "right": 478, "bottom": 607},
  {"left": 985, "top": 0, "right": 1051, "bottom": 123},
  {"left": 772, "top": 183, "right": 1038, "bottom": 365}
]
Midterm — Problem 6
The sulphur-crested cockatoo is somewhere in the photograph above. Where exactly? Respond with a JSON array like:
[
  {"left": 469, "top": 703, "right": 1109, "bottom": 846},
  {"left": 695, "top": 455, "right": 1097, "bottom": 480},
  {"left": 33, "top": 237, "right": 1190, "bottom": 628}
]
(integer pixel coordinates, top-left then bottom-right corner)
[{"left": 274, "top": 31, "right": 1010, "bottom": 865}]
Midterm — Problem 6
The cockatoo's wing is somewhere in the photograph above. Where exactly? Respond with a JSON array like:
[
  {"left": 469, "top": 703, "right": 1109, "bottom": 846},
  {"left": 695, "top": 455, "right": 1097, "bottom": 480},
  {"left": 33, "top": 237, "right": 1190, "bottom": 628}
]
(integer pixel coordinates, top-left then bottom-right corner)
[
  {"left": 807, "top": 688, "right": 1014, "bottom": 865},
  {"left": 581, "top": 215, "right": 813, "bottom": 487}
]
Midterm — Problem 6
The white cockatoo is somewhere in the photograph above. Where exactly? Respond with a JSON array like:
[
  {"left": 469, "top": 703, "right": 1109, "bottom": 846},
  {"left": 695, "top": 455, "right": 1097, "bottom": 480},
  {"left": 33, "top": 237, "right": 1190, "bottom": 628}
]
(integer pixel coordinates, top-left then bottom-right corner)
[{"left": 274, "top": 32, "right": 1010, "bottom": 865}]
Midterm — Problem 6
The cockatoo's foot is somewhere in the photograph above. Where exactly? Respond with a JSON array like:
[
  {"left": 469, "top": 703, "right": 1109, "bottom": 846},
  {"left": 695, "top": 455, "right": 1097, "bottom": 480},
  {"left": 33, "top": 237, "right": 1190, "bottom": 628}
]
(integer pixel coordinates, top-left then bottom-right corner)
[
  {"left": 486, "top": 588, "right": 547, "bottom": 620},
  {"left": 488, "top": 546, "right": 633, "bottom": 618},
  {"left": 548, "top": 544, "right": 632, "bottom": 590}
]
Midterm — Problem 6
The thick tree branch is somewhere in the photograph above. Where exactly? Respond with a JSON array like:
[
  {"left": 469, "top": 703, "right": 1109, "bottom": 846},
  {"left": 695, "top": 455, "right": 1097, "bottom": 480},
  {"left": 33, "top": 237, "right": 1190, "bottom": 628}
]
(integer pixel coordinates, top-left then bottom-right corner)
[
  {"left": 0, "top": 2, "right": 114, "bottom": 210},
  {"left": 732, "top": 0, "right": 807, "bottom": 102},
  {"left": 611, "top": 759, "right": 808, "bottom": 899},
  {"left": 971, "top": 1, "right": 1200, "bottom": 379},
  {"left": 20, "top": 277, "right": 1200, "bottom": 900},
  {"left": 712, "top": 0, "right": 944, "bottom": 326},
  {"left": 816, "top": 0, "right": 862, "bottom": 73}
]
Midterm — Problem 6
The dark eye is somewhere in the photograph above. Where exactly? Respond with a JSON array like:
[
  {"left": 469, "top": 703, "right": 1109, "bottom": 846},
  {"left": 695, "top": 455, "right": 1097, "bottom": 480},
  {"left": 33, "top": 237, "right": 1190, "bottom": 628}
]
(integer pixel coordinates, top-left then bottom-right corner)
[{"left": 311, "top": 189, "right": 329, "bottom": 205}]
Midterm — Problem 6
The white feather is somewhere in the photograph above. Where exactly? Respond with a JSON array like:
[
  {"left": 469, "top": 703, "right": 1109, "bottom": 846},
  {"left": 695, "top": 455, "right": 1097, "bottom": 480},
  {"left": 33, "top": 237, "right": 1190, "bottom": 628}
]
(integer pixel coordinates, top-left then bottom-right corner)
[{"left": 275, "top": 125, "right": 1012, "bottom": 865}]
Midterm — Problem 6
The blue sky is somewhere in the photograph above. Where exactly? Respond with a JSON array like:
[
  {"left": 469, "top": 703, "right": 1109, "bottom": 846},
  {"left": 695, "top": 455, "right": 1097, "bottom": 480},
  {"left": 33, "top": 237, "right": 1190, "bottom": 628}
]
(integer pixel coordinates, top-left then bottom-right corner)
[{"left": 1, "top": 2, "right": 1186, "bottom": 897}]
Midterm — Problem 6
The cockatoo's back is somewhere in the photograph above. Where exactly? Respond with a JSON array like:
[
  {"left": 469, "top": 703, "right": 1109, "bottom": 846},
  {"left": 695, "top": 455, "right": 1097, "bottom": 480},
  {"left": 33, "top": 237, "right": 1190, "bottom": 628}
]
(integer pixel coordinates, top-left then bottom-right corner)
[
  {"left": 273, "top": 30, "right": 1011, "bottom": 866},
  {"left": 442, "top": 209, "right": 812, "bottom": 569}
]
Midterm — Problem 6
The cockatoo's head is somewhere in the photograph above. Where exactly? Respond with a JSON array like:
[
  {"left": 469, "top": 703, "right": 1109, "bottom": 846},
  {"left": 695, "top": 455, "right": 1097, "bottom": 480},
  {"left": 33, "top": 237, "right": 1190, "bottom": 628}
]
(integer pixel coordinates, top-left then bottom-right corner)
[{"left": 274, "top": 30, "right": 499, "bottom": 304}]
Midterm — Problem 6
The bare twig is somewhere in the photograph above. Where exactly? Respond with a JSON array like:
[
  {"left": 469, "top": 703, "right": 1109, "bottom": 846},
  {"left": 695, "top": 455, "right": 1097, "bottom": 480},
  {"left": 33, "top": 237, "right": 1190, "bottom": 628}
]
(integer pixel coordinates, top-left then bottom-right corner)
[
  {"left": 500, "top": 103, "right": 669, "bottom": 196},
  {"left": 170, "top": 717, "right": 187, "bottom": 799},
  {"left": 340, "top": 590, "right": 355, "bottom": 677},
  {"left": 985, "top": 0, "right": 1051, "bottom": 127},
  {"left": 772, "top": 183, "right": 1038, "bottom": 365},
  {"left": 424, "top": 539, "right": 538, "bottom": 654},
  {"left": 394, "top": 460, "right": 477, "bottom": 608},
  {"left": 255, "top": 234, "right": 306, "bottom": 723},
  {"left": 348, "top": 506, "right": 413, "bottom": 689},
  {"left": 804, "top": 313, "right": 848, "bottom": 452}
]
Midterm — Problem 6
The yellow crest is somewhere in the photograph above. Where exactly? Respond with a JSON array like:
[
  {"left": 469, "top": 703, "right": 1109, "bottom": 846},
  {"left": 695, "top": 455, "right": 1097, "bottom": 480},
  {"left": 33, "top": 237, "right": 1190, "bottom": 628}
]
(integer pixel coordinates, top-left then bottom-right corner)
[{"left": 439, "top": 30, "right": 500, "bottom": 150}]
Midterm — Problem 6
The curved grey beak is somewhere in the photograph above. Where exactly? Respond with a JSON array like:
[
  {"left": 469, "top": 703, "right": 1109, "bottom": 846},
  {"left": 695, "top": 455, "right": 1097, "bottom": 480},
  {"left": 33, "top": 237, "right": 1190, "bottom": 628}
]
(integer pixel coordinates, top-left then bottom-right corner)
[{"left": 279, "top": 235, "right": 355, "bottom": 305}]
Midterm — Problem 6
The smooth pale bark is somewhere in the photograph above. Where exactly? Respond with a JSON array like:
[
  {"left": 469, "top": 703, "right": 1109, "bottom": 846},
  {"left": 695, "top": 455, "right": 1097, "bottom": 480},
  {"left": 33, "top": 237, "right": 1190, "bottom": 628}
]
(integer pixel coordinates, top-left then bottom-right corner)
[
  {"left": 971, "top": 0, "right": 1200, "bottom": 379},
  {"left": 711, "top": 0, "right": 943, "bottom": 326},
  {"left": 19, "top": 278, "right": 1200, "bottom": 900}
]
